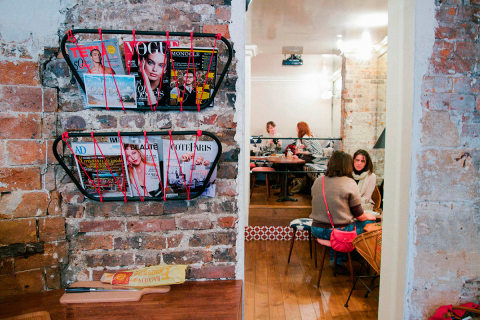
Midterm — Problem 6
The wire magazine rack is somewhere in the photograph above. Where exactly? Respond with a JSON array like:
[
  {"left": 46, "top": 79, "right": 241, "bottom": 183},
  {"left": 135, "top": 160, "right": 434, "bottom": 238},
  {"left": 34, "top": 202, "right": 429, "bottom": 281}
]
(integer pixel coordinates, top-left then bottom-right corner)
[
  {"left": 53, "top": 130, "right": 222, "bottom": 202},
  {"left": 60, "top": 29, "right": 233, "bottom": 111}
]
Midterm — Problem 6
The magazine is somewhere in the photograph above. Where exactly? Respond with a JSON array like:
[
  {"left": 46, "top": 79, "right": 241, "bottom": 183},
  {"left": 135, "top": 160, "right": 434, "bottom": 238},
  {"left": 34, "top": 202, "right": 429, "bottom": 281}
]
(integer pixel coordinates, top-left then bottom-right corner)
[
  {"left": 71, "top": 142, "right": 132, "bottom": 198},
  {"left": 169, "top": 47, "right": 218, "bottom": 108},
  {"left": 66, "top": 39, "right": 126, "bottom": 108},
  {"left": 126, "top": 40, "right": 171, "bottom": 108},
  {"left": 163, "top": 139, "right": 218, "bottom": 198},
  {"left": 84, "top": 74, "right": 136, "bottom": 108},
  {"left": 123, "top": 39, "right": 179, "bottom": 74},
  {"left": 119, "top": 136, "right": 164, "bottom": 198}
]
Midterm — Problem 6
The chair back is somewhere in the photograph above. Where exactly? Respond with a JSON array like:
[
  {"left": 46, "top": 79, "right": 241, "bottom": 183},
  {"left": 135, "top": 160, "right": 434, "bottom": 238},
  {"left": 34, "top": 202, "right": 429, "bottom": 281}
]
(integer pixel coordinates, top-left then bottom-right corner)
[
  {"left": 372, "top": 187, "right": 382, "bottom": 213},
  {"left": 353, "top": 229, "right": 382, "bottom": 274}
]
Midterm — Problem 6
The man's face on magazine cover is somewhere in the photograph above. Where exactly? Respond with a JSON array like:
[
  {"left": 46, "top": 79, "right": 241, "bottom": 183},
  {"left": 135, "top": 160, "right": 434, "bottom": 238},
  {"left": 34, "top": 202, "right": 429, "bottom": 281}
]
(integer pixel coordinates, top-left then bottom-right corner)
[
  {"left": 90, "top": 50, "right": 101, "bottom": 63},
  {"left": 185, "top": 73, "right": 194, "bottom": 86}
]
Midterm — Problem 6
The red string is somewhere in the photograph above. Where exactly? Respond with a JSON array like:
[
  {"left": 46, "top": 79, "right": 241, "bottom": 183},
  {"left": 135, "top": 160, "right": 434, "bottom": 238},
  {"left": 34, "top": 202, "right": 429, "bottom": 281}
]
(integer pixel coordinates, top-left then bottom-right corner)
[
  {"left": 198, "top": 33, "right": 220, "bottom": 110},
  {"left": 127, "top": 30, "right": 136, "bottom": 75},
  {"left": 90, "top": 132, "right": 129, "bottom": 202},
  {"left": 62, "top": 132, "right": 103, "bottom": 201},
  {"left": 168, "top": 31, "right": 184, "bottom": 112},
  {"left": 143, "top": 132, "right": 165, "bottom": 196},
  {"left": 66, "top": 30, "right": 92, "bottom": 73},
  {"left": 91, "top": 132, "right": 103, "bottom": 200},
  {"left": 168, "top": 131, "right": 190, "bottom": 200},
  {"left": 165, "top": 131, "right": 173, "bottom": 201},
  {"left": 98, "top": 29, "right": 126, "bottom": 111},
  {"left": 187, "top": 132, "right": 200, "bottom": 197},
  {"left": 117, "top": 132, "right": 128, "bottom": 202},
  {"left": 179, "top": 32, "right": 200, "bottom": 112}
]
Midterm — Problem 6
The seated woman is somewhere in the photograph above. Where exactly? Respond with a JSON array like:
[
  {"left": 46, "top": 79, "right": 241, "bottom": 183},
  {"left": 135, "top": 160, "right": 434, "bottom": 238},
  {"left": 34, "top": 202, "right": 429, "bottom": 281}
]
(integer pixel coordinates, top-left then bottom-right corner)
[
  {"left": 352, "top": 149, "right": 377, "bottom": 205},
  {"left": 295, "top": 121, "right": 323, "bottom": 163},
  {"left": 310, "top": 151, "right": 377, "bottom": 268},
  {"left": 263, "top": 121, "right": 282, "bottom": 154}
]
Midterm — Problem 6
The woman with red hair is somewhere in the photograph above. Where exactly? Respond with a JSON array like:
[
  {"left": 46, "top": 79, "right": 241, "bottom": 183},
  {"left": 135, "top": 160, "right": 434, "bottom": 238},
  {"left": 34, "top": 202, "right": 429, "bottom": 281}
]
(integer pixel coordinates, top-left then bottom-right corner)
[{"left": 296, "top": 121, "right": 323, "bottom": 163}]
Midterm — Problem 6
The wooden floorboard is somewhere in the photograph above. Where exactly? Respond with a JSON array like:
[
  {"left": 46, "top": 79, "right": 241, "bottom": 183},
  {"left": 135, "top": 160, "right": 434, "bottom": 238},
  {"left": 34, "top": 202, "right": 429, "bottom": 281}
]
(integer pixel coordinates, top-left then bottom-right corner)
[{"left": 245, "top": 240, "right": 379, "bottom": 320}]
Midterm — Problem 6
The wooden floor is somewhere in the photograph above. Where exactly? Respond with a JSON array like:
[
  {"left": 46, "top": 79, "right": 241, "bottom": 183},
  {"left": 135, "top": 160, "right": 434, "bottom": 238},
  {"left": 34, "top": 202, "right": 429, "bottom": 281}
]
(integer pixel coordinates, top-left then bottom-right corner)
[{"left": 244, "top": 240, "right": 379, "bottom": 320}]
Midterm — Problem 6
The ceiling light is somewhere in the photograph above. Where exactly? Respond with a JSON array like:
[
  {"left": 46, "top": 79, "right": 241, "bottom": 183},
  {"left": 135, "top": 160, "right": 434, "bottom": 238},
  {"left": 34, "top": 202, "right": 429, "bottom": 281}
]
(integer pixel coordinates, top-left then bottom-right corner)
[{"left": 353, "top": 12, "right": 388, "bottom": 28}]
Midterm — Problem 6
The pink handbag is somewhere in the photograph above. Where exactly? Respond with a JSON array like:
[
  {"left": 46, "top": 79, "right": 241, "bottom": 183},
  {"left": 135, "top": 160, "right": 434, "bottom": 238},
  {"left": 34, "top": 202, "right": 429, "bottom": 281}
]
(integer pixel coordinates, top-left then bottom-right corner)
[{"left": 322, "top": 176, "right": 357, "bottom": 253}]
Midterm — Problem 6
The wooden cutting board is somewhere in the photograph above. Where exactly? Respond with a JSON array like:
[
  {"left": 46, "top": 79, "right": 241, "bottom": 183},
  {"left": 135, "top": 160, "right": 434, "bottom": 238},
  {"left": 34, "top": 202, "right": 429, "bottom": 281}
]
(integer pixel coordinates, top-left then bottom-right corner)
[{"left": 60, "top": 281, "right": 171, "bottom": 304}]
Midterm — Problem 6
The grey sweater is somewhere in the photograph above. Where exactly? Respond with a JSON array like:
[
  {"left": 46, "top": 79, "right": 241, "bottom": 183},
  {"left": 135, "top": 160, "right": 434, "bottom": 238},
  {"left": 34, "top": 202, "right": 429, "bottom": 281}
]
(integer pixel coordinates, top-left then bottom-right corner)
[{"left": 310, "top": 176, "right": 363, "bottom": 228}]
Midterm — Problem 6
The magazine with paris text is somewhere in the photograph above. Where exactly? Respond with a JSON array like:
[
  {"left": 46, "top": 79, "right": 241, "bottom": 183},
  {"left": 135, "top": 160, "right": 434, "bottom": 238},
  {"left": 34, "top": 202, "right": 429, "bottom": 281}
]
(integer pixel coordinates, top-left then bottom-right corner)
[
  {"left": 169, "top": 48, "right": 218, "bottom": 108},
  {"left": 163, "top": 139, "right": 217, "bottom": 198},
  {"left": 66, "top": 39, "right": 126, "bottom": 108},
  {"left": 72, "top": 142, "right": 132, "bottom": 198},
  {"left": 120, "top": 136, "right": 164, "bottom": 198},
  {"left": 125, "top": 40, "right": 171, "bottom": 108}
]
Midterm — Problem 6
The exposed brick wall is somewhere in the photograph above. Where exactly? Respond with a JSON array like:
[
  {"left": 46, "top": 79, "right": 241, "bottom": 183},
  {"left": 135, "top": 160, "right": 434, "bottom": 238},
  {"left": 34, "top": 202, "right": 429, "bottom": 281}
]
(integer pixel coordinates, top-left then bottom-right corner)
[
  {"left": 342, "top": 52, "right": 387, "bottom": 184},
  {"left": 407, "top": 1, "right": 480, "bottom": 318},
  {"left": 0, "top": 0, "right": 238, "bottom": 296}
]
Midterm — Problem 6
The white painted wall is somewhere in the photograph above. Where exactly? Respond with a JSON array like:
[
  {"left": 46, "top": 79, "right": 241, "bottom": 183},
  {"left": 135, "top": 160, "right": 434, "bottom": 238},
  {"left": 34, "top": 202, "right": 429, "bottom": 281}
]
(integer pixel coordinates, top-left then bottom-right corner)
[{"left": 250, "top": 54, "right": 340, "bottom": 138}]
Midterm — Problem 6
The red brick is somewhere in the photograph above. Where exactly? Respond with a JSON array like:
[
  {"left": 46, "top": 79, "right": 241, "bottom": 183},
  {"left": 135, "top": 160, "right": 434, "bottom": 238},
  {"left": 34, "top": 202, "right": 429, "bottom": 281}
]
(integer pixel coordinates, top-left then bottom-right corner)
[
  {"left": 43, "top": 115, "right": 58, "bottom": 140},
  {"left": 74, "top": 235, "right": 113, "bottom": 250},
  {"left": 0, "top": 114, "right": 41, "bottom": 139},
  {"left": 177, "top": 216, "right": 213, "bottom": 230},
  {"left": 455, "top": 41, "right": 477, "bottom": 59},
  {"left": 85, "top": 202, "right": 137, "bottom": 217},
  {"left": 45, "top": 266, "right": 61, "bottom": 289},
  {"left": 163, "top": 250, "right": 206, "bottom": 264},
  {"left": 0, "top": 61, "right": 40, "bottom": 86},
  {"left": 0, "top": 167, "right": 41, "bottom": 191},
  {"left": 78, "top": 220, "right": 124, "bottom": 232},
  {"left": 39, "top": 217, "right": 65, "bottom": 242},
  {"left": 217, "top": 216, "right": 236, "bottom": 228},
  {"left": 142, "top": 235, "right": 167, "bottom": 249},
  {"left": 114, "top": 236, "right": 141, "bottom": 250},
  {"left": 0, "top": 258, "right": 14, "bottom": 274},
  {"left": 62, "top": 115, "right": 87, "bottom": 131},
  {"left": 14, "top": 242, "right": 67, "bottom": 272},
  {"left": 65, "top": 204, "right": 84, "bottom": 218},
  {"left": 217, "top": 114, "right": 236, "bottom": 129},
  {"left": 216, "top": 180, "right": 237, "bottom": 196},
  {"left": 189, "top": 231, "right": 235, "bottom": 247},
  {"left": 423, "top": 93, "right": 475, "bottom": 111},
  {"left": 0, "top": 270, "right": 45, "bottom": 296},
  {"left": 85, "top": 253, "right": 134, "bottom": 267},
  {"left": 47, "top": 191, "right": 62, "bottom": 216},
  {"left": 0, "top": 86, "right": 42, "bottom": 112},
  {"left": 6, "top": 140, "right": 46, "bottom": 165},
  {"left": 0, "top": 142, "right": 4, "bottom": 166},
  {"left": 138, "top": 202, "right": 164, "bottom": 216},
  {"left": 167, "top": 234, "right": 183, "bottom": 248},
  {"left": 202, "top": 25, "right": 230, "bottom": 39},
  {"left": 213, "top": 247, "right": 236, "bottom": 262},
  {"left": 14, "top": 191, "right": 50, "bottom": 218},
  {"left": 216, "top": 7, "right": 231, "bottom": 21},
  {"left": 44, "top": 166, "right": 56, "bottom": 191},
  {"left": 43, "top": 88, "right": 58, "bottom": 112},
  {"left": 432, "top": 40, "right": 454, "bottom": 59},
  {"left": 201, "top": 114, "right": 217, "bottom": 125},
  {"left": 127, "top": 219, "right": 175, "bottom": 232},
  {"left": 0, "top": 219, "right": 37, "bottom": 245},
  {"left": 62, "top": 189, "right": 84, "bottom": 204},
  {"left": 187, "top": 265, "right": 235, "bottom": 279}
]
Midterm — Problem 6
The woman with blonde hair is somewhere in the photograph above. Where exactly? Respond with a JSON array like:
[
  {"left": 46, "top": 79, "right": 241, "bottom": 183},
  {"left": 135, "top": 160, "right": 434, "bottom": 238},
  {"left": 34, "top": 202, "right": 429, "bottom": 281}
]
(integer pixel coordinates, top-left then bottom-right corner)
[{"left": 124, "top": 144, "right": 161, "bottom": 197}]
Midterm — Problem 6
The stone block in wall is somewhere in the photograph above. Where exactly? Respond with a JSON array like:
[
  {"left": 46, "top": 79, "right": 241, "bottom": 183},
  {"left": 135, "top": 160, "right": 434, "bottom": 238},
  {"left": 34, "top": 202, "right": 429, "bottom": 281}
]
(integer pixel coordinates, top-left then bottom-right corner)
[
  {"left": 65, "top": 204, "right": 84, "bottom": 218},
  {"left": 189, "top": 231, "right": 235, "bottom": 247},
  {"left": 6, "top": 191, "right": 51, "bottom": 218},
  {"left": 85, "top": 253, "right": 134, "bottom": 268},
  {"left": 74, "top": 235, "right": 113, "bottom": 251},
  {"left": 163, "top": 249, "right": 207, "bottom": 264},
  {"left": 138, "top": 202, "right": 164, "bottom": 216},
  {"left": 120, "top": 115, "right": 146, "bottom": 129},
  {"left": 78, "top": 220, "right": 124, "bottom": 232},
  {"left": 0, "top": 219, "right": 37, "bottom": 245},
  {"left": 421, "top": 110, "right": 460, "bottom": 147},
  {"left": 43, "top": 116, "right": 58, "bottom": 140},
  {"left": 85, "top": 202, "right": 137, "bottom": 217},
  {"left": 176, "top": 215, "right": 213, "bottom": 230},
  {"left": 167, "top": 234, "right": 183, "bottom": 248},
  {"left": 0, "top": 269, "right": 45, "bottom": 296},
  {"left": 127, "top": 218, "right": 175, "bottom": 232},
  {"left": 212, "top": 247, "right": 235, "bottom": 262},
  {"left": 0, "top": 86, "right": 43, "bottom": 112},
  {"left": 39, "top": 217, "right": 66, "bottom": 242},
  {"left": 217, "top": 216, "right": 236, "bottom": 228},
  {"left": 141, "top": 235, "right": 167, "bottom": 250}
]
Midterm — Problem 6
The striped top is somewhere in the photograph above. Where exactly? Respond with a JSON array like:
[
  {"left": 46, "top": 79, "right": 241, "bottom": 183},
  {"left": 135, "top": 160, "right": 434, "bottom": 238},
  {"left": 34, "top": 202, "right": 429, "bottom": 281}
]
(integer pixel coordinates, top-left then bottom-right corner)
[{"left": 301, "top": 134, "right": 323, "bottom": 160}]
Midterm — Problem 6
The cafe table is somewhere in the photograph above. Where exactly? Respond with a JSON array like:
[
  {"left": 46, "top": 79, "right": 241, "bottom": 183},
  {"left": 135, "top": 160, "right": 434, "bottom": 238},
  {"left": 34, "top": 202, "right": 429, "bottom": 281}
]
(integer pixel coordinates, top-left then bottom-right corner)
[
  {"left": 267, "top": 156, "right": 305, "bottom": 202},
  {"left": 0, "top": 280, "right": 243, "bottom": 320}
]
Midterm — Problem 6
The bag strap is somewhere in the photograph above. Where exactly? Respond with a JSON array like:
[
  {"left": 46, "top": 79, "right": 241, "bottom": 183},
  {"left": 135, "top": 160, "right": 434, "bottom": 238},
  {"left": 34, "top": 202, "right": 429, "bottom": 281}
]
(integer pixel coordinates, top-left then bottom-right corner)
[{"left": 322, "top": 176, "right": 356, "bottom": 231}]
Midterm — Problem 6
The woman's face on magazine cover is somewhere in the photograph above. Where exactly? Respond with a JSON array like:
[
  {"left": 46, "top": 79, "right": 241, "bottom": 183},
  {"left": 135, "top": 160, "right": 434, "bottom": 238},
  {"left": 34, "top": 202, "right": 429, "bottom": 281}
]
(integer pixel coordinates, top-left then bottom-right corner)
[
  {"left": 126, "top": 147, "right": 142, "bottom": 166},
  {"left": 144, "top": 53, "right": 165, "bottom": 81}
]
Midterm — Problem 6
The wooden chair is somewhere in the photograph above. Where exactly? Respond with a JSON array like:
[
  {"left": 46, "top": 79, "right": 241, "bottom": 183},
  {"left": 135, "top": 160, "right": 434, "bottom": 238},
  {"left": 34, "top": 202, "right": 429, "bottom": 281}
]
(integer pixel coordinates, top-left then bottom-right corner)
[
  {"left": 372, "top": 187, "right": 382, "bottom": 214},
  {"left": 314, "top": 237, "right": 354, "bottom": 287},
  {"left": 344, "top": 228, "right": 382, "bottom": 307},
  {"left": 250, "top": 167, "right": 276, "bottom": 200}
]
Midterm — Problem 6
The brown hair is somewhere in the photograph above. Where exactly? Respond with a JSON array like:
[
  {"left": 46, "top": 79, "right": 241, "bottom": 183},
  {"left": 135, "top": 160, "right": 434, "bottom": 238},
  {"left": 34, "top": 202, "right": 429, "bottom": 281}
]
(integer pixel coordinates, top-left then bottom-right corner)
[
  {"left": 325, "top": 151, "right": 353, "bottom": 178},
  {"left": 297, "top": 121, "right": 312, "bottom": 139},
  {"left": 353, "top": 149, "right": 374, "bottom": 173},
  {"left": 266, "top": 121, "right": 276, "bottom": 132}
]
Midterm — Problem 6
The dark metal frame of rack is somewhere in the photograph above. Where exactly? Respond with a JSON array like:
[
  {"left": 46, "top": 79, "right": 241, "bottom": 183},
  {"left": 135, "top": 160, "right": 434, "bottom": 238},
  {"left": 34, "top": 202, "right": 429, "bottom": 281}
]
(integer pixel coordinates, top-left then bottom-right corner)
[
  {"left": 53, "top": 131, "right": 222, "bottom": 202},
  {"left": 60, "top": 29, "right": 233, "bottom": 111}
]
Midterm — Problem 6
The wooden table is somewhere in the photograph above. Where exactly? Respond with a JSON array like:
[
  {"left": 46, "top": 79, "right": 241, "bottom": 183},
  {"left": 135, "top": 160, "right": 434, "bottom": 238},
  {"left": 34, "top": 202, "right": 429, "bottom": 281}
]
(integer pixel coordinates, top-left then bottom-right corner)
[
  {"left": 267, "top": 156, "right": 305, "bottom": 202},
  {"left": 0, "top": 280, "right": 242, "bottom": 320}
]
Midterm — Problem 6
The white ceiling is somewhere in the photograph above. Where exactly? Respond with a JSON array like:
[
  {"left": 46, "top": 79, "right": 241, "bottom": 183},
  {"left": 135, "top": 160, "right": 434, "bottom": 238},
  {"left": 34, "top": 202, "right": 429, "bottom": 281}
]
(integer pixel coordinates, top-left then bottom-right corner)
[{"left": 246, "top": 0, "right": 388, "bottom": 55}]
